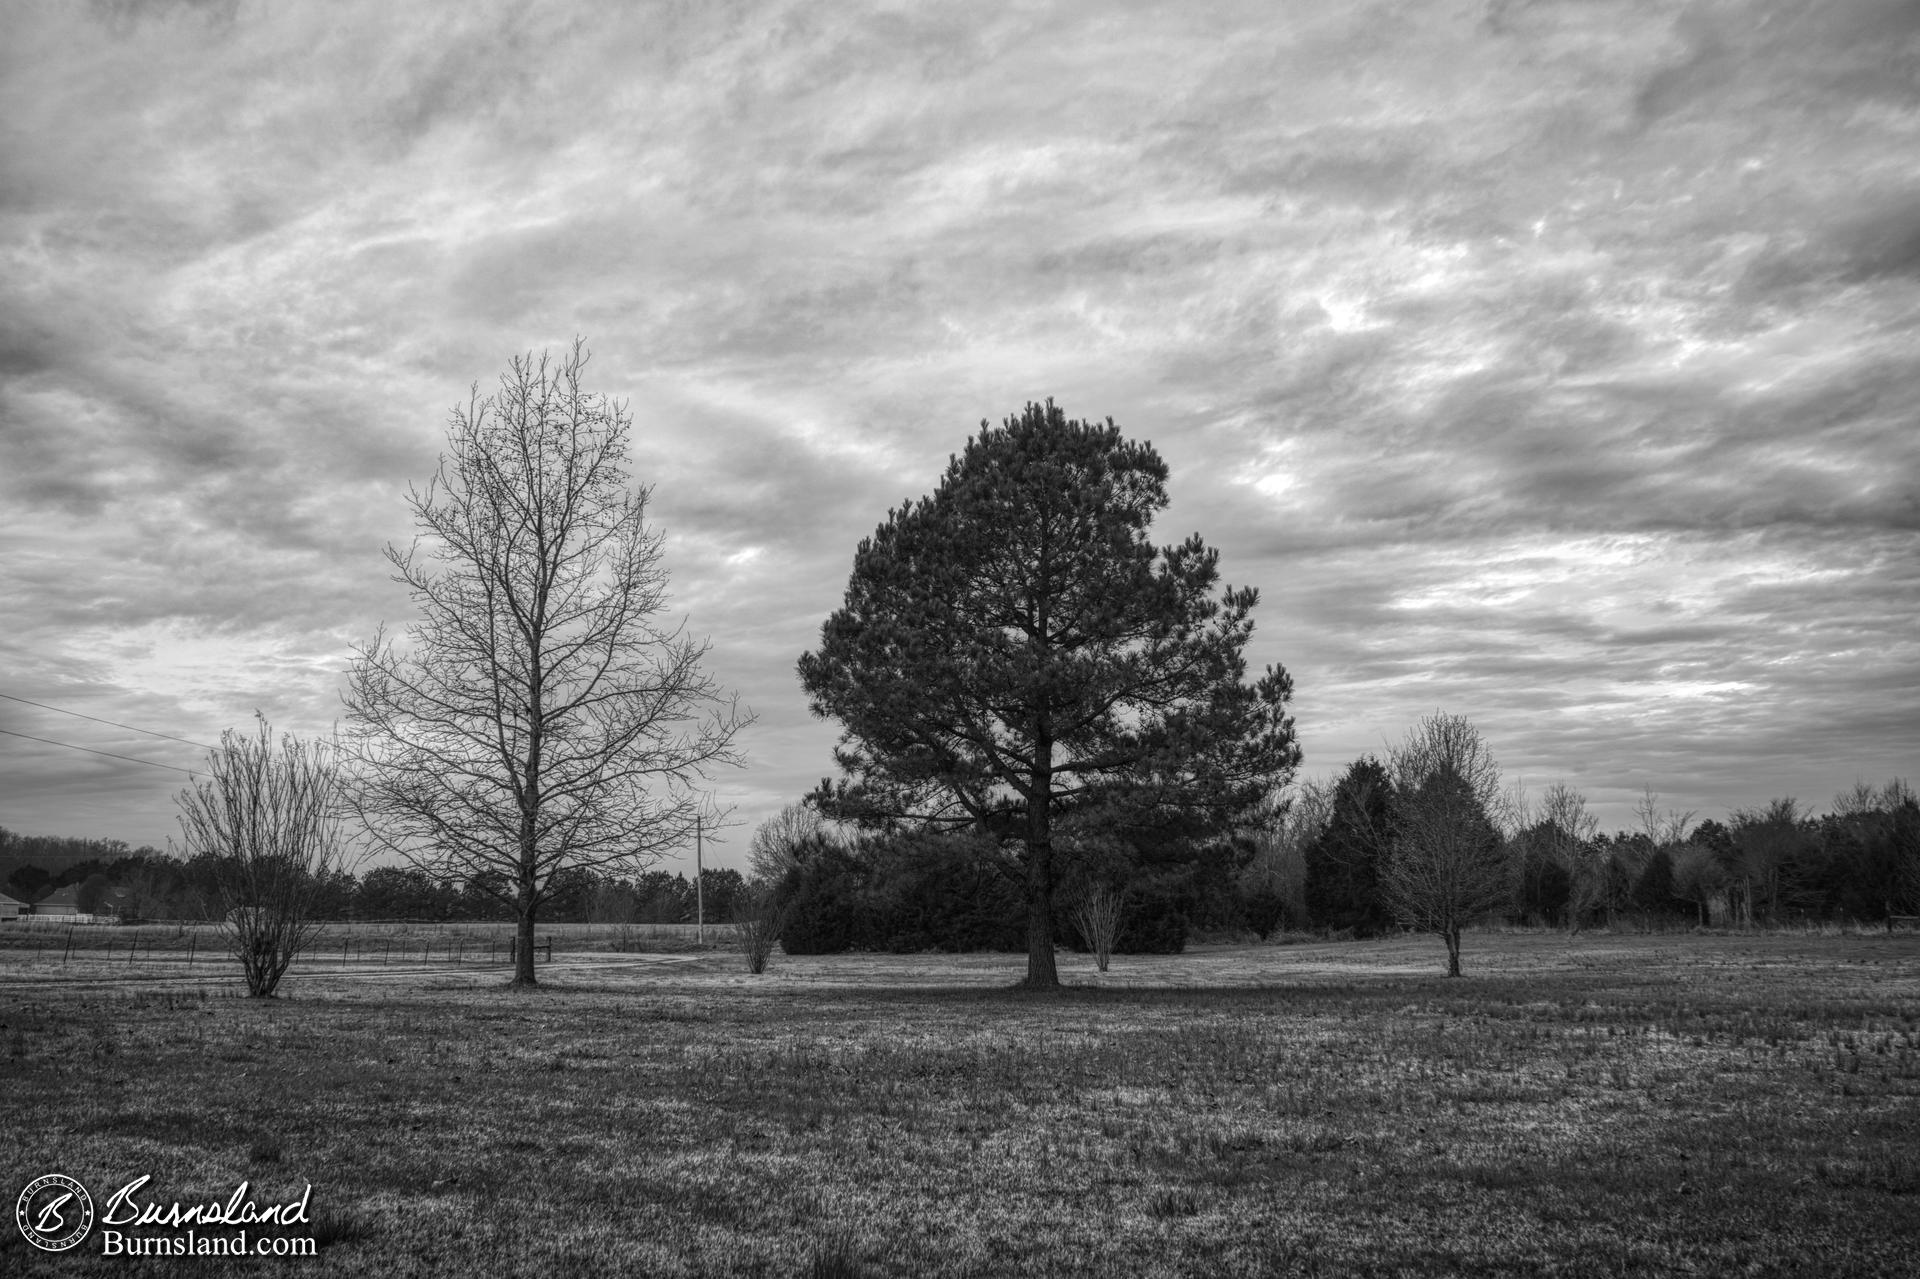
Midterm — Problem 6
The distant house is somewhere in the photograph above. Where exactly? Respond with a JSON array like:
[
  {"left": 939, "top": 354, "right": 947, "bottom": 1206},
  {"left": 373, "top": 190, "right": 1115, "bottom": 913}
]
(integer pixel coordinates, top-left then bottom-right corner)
[
  {"left": 33, "top": 885, "right": 83, "bottom": 917},
  {"left": 0, "top": 892, "right": 25, "bottom": 921},
  {"left": 32, "top": 883, "right": 136, "bottom": 921}
]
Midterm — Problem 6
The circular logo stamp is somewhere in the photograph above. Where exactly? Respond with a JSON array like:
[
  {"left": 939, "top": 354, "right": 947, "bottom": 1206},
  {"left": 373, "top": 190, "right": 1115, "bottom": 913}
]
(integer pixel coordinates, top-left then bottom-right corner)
[{"left": 16, "top": 1174, "right": 95, "bottom": 1252}]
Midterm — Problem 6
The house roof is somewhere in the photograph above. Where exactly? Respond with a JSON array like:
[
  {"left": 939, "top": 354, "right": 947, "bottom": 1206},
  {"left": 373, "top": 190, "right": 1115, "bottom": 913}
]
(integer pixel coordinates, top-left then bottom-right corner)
[
  {"left": 33, "top": 883, "right": 134, "bottom": 910},
  {"left": 0, "top": 892, "right": 25, "bottom": 908}
]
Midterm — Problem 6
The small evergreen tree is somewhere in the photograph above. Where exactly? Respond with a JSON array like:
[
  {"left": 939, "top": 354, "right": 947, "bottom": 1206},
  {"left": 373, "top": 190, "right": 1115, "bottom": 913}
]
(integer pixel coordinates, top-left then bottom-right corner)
[{"left": 1303, "top": 757, "right": 1396, "bottom": 935}]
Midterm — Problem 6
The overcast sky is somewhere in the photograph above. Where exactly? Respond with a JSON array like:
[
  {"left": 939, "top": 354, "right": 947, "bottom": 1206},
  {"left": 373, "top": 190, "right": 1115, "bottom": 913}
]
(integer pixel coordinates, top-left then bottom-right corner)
[{"left": 2, "top": 0, "right": 1916, "bottom": 869}]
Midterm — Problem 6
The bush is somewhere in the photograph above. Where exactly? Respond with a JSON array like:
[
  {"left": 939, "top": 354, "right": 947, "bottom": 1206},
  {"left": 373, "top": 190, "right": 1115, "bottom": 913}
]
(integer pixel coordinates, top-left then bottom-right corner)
[
  {"left": 734, "top": 884, "right": 788, "bottom": 973},
  {"left": 858, "top": 833, "right": 1024, "bottom": 953},
  {"left": 1239, "top": 886, "right": 1289, "bottom": 941},
  {"left": 1115, "top": 876, "right": 1190, "bottom": 954},
  {"left": 777, "top": 854, "right": 861, "bottom": 955}
]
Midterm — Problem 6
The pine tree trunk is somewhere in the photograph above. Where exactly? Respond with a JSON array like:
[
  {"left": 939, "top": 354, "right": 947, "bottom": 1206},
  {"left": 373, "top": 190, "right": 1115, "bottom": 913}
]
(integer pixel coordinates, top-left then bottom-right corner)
[
  {"left": 1025, "top": 886, "right": 1058, "bottom": 988},
  {"left": 1022, "top": 720, "right": 1059, "bottom": 990},
  {"left": 1022, "top": 817, "right": 1058, "bottom": 989}
]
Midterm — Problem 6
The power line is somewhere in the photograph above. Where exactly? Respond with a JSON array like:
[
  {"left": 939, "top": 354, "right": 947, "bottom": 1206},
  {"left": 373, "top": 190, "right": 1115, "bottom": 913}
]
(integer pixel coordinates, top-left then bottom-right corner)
[
  {"left": 0, "top": 727, "right": 200, "bottom": 777},
  {"left": 0, "top": 692, "right": 215, "bottom": 751}
]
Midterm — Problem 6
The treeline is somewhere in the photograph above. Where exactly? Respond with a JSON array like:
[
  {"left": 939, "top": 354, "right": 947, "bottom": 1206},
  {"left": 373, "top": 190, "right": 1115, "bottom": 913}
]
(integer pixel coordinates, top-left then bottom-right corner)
[
  {"left": 0, "top": 845, "right": 747, "bottom": 927},
  {"left": 10, "top": 772, "right": 1913, "bottom": 945},
  {"left": 0, "top": 828, "right": 159, "bottom": 895},
  {"left": 767, "top": 773, "right": 1920, "bottom": 955},
  {"left": 1261, "top": 769, "right": 1920, "bottom": 936}
]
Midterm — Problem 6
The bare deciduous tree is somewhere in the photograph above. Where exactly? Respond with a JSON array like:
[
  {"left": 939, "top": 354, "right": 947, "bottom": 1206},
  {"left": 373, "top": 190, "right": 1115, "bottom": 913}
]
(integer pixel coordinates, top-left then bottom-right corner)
[
  {"left": 1634, "top": 785, "right": 1697, "bottom": 849},
  {"left": 1539, "top": 781, "right": 1605, "bottom": 933},
  {"left": 344, "top": 341, "right": 750, "bottom": 987},
  {"left": 1072, "top": 882, "right": 1125, "bottom": 972},
  {"left": 1240, "top": 783, "right": 1326, "bottom": 937},
  {"left": 1727, "top": 798, "right": 1804, "bottom": 927},
  {"left": 174, "top": 716, "right": 353, "bottom": 997},
  {"left": 1379, "top": 713, "right": 1513, "bottom": 977},
  {"left": 747, "top": 803, "right": 830, "bottom": 886},
  {"left": 1669, "top": 842, "right": 1729, "bottom": 925}
]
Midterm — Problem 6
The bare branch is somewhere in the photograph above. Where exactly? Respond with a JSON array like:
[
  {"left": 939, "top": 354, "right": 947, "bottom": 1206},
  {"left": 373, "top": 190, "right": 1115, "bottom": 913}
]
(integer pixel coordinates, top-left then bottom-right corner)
[{"left": 343, "top": 341, "right": 751, "bottom": 986}]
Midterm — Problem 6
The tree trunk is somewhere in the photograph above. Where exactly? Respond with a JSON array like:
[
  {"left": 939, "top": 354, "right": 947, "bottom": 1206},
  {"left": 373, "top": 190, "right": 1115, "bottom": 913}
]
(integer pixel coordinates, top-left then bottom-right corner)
[
  {"left": 513, "top": 884, "right": 537, "bottom": 987},
  {"left": 1021, "top": 715, "right": 1059, "bottom": 989},
  {"left": 1444, "top": 926, "right": 1462, "bottom": 978},
  {"left": 1022, "top": 817, "right": 1058, "bottom": 989}
]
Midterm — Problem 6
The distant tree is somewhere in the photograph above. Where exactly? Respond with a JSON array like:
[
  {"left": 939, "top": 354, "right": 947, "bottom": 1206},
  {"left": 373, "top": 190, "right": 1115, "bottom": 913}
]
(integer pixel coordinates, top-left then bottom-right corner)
[
  {"left": 120, "top": 856, "right": 185, "bottom": 921},
  {"left": 1238, "top": 786, "right": 1325, "bottom": 940},
  {"left": 585, "top": 874, "right": 638, "bottom": 926},
  {"left": 1511, "top": 823, "right": 1572, "bottom": 925},
  {"left": 306, "top": 868, "right": 359, "bottom": 922},
  {"left": 74, "top": 872, "right": 114, "bottom": 915},
  {"left": 1303, "top": 758, "right": 1396, "bottom": 935},
  {"left": 748, "top": 803, "right": 830, "bottom": 886},
  {"left": 357, "top": 866, "right": 444, "bottom": 918},
  {"left": 542, "top": 865, "right": 603, "bottom": 923},
  {"left": 1634, "top": 786, "right": 1697, "bottom": 850},
  {"left": 1669, "top": 842, "right": 1729, "bottom": 925},
  {"left": 1728, "top": 799, "right": 1808, "bottom": 925},
  {"left": 51, "top": 859, "right": 109, "bottom": 890},
  {"left": 1823, "top": 780, "right": 1920, "bottom": 924},
  {"left": 1537, "top": 782, "right": 1605, "bottom": 931},
  {"left": 458, "top": 872, "right": 516, "bottom": 921},
  {"left": 6, "top": 864, "right": 51, "bottom": 903},
  {"left": 174, "top": 716, "right": 354, "bottom": 997},
  {"left": 633, "top": 870, "right": 693, "bottom": 923},
  {"left": 697, "top": 867, "right": 746, "bottom": 927},
  {"left": 344, "top": 341, "right": 750, "bottom": 986},
  {"left": 798, "top": 401, "right": 1300, "bottom": 988},
  {"left": 1378, "top": 713, "right": 1512, "bottom": 976},
  {"left": 1631, "top": 845, "right": 1679, "bottom": 918}
]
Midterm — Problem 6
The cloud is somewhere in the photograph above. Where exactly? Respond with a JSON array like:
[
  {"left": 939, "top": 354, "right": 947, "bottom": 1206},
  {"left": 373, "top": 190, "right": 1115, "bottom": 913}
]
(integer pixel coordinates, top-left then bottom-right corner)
[{"left": 1, "top": 0, "right": 1915, "bottom": 850}]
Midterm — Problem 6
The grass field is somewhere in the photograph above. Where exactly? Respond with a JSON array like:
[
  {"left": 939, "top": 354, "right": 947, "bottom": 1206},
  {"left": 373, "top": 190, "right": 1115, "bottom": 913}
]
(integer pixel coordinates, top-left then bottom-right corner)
[{"left": 3, "top": 931, "right": 1917, "bottom": 1276}]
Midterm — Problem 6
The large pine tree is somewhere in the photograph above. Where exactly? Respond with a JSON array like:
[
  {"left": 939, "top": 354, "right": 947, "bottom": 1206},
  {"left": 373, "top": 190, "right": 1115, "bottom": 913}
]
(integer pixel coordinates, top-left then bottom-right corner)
[{"left": 798, "top": 401, "right": 1300, "bottom": 988}]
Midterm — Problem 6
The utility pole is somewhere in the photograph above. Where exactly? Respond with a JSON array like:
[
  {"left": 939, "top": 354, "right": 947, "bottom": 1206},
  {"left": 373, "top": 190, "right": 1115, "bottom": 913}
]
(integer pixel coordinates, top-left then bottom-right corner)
[{"left": 695, "top": 812, "right": 704, "bottom": 944}]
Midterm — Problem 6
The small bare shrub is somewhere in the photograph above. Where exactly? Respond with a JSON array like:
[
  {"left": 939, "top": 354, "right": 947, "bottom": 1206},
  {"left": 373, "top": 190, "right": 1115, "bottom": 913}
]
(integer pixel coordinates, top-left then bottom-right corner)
[
  {"left": 1073, "top": 883, "right": 1124, "bottom": 973},
  {"left": 734, "top": 883, "right": 788, "bottom": 974},
  {"left": 175, "top": 715, "right": 356, "bottom": 997}
]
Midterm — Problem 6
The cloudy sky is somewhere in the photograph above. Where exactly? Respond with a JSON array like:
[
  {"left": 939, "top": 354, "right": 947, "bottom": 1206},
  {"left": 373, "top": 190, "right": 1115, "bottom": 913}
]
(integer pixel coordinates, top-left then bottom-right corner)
[{"left": 2, "top": 0, "right": 1916, "bottom": 867}]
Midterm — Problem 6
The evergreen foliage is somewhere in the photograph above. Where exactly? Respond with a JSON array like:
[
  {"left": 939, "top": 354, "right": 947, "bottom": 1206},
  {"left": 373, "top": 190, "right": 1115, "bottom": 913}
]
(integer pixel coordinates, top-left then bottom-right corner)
[
  {"left": 1303, "top": 756, "right": 1396, "bottom": 935},
  {"left": 798, "top": 401, "right": 1299, "bottom": 987}
]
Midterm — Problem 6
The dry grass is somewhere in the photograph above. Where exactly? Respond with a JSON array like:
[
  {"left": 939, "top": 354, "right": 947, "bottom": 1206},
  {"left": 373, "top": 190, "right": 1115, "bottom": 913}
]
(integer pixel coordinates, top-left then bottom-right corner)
[{"left": 2, "top": 931, "right": 1917, "bottom": 1276}]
